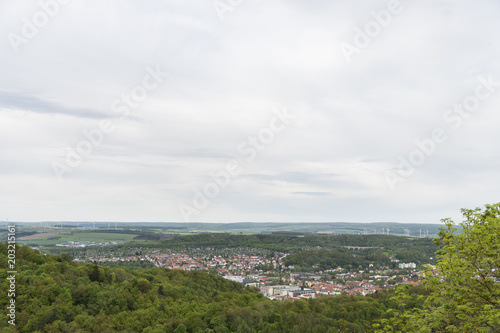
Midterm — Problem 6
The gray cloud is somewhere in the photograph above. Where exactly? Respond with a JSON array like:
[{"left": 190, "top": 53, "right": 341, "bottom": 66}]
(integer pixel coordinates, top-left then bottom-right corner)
[
  {"left": 0, "top": 90, "right": 111, "bottom": 119},
  {"left": 292, "top": 192, "right": 331, "bottom": 197},
  {"left": 242, "top": 172, "right": 340, "bottom": 185},
  {"left": 1, "top": 0, "right": 499, "bottom": 222}
]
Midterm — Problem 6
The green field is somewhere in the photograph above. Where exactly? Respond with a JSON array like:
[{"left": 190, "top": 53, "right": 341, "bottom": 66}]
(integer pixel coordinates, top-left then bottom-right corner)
[{"left": 17, "top": 231, "right": 139, "bottom": 246}]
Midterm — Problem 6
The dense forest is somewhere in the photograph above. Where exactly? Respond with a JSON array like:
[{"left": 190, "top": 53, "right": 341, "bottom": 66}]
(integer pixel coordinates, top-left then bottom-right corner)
[
  {"left": 283, "top": 249, "right": 393, "bottom": 271},
  {"left": 156, "top": 233, "right": 436, "bottom": 250},
  {"left": 112, "top": 233, "right": 439, "bottom": 266}
]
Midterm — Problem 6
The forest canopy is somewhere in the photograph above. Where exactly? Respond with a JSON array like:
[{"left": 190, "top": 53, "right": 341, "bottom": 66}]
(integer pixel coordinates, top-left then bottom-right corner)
[{"left": 375, "top": 203, "right": 500, "bottom": 332}]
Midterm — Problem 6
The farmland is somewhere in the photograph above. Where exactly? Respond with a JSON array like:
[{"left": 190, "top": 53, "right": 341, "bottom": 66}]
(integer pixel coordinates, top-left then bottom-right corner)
[{"left": 17, "top": 230, "right": 140, "bottom": 246}]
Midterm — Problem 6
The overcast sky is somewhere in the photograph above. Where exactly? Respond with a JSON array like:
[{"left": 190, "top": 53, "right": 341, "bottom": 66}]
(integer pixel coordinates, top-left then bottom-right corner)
[{"left": 1, "top": 0, "right": 499, "bottom": 223}]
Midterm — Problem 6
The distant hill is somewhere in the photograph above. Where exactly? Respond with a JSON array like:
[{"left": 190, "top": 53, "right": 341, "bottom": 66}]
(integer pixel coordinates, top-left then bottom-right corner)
[{"left": 0, "top": 221, "right": 444, "bottom": 237}]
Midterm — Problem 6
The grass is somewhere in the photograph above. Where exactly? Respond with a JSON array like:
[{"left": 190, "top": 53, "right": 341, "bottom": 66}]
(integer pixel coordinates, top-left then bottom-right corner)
[{"left": 17, "top": 231, "right": 139, "bottom": 246}]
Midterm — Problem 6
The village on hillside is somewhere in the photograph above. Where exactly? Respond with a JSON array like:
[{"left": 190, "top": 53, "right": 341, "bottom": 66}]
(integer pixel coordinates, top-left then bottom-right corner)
[{"left": 78, "top": 250, "right": 424, "bottom": 299}]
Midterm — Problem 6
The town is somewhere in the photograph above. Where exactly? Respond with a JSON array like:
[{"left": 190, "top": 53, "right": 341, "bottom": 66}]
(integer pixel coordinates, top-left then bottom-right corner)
[{"left": 78, "top": 249, "right": 424, "bottom": 299}]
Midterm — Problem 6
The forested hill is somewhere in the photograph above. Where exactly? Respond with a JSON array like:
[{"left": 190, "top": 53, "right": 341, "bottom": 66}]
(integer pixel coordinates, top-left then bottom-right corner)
[
  {"left": 1, "top": 244, "right": 426, "bottom": 332},
  {"left": 155, "top": 233, "right": 437, "bottom": 251},
  {"left": 134, "top": 233, "right": 438, "bottom": 266}
]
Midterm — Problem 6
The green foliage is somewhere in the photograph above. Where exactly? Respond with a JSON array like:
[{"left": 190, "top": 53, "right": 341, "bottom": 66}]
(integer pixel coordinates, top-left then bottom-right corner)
[
  {"left": 377, "top": 203, "right": 500, "bottom": 332},
  {"left": 154, "top": 233, "right": 437, "bottom": 253},
  {"left": 89, "top": 264, "right": 100, "bottom": 282},
  {"left": 173, "top": 324, "right": 187, "bottom": 333},
  {"left": 284, "top": 249, "right": 392, "bottom": 271},
  {"left": 97, "top": 259, "right": 155, "bottom": 270}
]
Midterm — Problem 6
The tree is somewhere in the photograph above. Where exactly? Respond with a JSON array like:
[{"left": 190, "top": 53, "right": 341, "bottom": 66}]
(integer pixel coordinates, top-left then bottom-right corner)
[
  {"left": 158, "top": 285, "right": 165, "bottom": 296},
  {"left": 427, "top": 203, "right": 500, "bottom": 330},
  {"left": 89, "top": 264, "right": 100, "bottom": 282},
  {"left": 143, "top": 324, "right": 167, "bottom": 333},
  {"left": 377, "top": 203, "right": 500, "bottom": 332},
  {"left": 173, "top": 324, "right": 187, "bottom": 333}
]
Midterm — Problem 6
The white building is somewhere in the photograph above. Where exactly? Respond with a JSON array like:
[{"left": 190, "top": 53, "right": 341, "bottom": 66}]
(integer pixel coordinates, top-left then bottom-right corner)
[{"left": 399, "top": 262, "right": 416, "bottom": 269}]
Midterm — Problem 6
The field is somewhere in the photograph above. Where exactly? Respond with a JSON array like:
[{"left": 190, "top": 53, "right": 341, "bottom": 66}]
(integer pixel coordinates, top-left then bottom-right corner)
[
  {"left": 19, "top": 232, "right": 62, "bottom": 240},
  {"left": 17, "top": 231, "right": 139, "bottom": 246},
  {"left": 0, "top": 222, "right": 444, "bottom": 248}
]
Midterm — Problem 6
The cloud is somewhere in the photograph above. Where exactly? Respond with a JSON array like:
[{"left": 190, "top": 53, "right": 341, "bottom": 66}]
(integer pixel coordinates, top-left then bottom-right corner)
[
  {"left": 0, "top": 90, "right": 111, "bottom": 119},
  {"left": 1, "top": 0, "right": 499, "bottom": 223},
  {"left": 292, "top": 192, "right": 331, "bottom": 197}
]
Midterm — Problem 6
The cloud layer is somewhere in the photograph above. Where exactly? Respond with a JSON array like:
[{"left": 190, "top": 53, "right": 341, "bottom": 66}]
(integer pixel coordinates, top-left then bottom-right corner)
[{"left": 1, "top": 0, "right": 499, "bottom": 223}]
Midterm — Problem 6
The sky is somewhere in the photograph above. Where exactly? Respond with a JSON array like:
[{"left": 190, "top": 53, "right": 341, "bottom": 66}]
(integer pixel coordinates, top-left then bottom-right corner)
[{"left": 1, "top": 0, "right": 499, "bottom": 223}]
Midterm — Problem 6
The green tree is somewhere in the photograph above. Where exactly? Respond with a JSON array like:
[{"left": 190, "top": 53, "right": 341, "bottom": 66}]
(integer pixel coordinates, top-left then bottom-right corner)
[
  {"left": 143, "top": 324, "right": 167, "bottom": 332},
  {"left": 158, "top": 285, "right": 165, "bottom": 296},
  {"left": 173, "top": 323, "right": 187, "bottom": 333},
  {"left": 377, "top": 203, "right": 500, "bottom": 332},
  {"left": 89, "top": 264, "right": 100, "bottom": 282}
]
